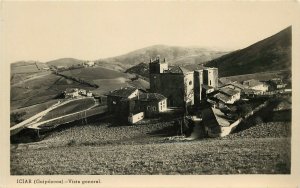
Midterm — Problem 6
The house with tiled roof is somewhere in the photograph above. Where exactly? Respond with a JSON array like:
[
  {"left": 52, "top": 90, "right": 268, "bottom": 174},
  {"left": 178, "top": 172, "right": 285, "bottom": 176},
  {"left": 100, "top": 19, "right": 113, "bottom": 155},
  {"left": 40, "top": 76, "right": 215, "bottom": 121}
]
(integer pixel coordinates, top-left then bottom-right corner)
[
  {"left": 106, "top": 86, "right": 168, "bottom": 123},
  {"left": 201, "top": 107, "right": 230, "bottom": 137},
  {"left": 64, "top": 88, "right": 79, "bottom": 98},
  {"left": 243, "top": 79, "right": 268, "bottom": 93},
  {"left": 105, "top": 87, "right": 141, "bottom": 118},
  {"left": 222, "top": 82, "right": 248, "bottom": 92},
  {"left": 213, "top": 87, "right": 240, "bottom": 104},
  {"left": 201, "top": 107, "right": 240, "bottom": 137},
  {"left": 268, "top": 78, "right": 286, "bottom": 90},
  {"left": 135, "top": 93, "right": 167, "bottom": 117}
]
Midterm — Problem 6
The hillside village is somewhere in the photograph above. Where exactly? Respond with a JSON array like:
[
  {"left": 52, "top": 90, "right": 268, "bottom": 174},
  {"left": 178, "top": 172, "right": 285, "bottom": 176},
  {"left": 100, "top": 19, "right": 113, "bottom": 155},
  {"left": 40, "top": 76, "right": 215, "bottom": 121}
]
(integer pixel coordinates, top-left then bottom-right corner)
[
  {"left": 99, "top": 55, "right": 290, "bottom": 138},
  {"left": 10, "top": 52, "right": 291, "bottom": 139},
  {"left": 9, "top": 26, "right": 292, "bottom": 175}
]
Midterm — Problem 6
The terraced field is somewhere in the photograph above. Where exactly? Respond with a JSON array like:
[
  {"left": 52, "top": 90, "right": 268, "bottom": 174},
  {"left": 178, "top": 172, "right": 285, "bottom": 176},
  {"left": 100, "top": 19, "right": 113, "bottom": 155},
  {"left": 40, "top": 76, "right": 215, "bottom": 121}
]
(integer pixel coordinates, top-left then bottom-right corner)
[{"left": 39, "top": 98, "right": 95, "bottom": 122}]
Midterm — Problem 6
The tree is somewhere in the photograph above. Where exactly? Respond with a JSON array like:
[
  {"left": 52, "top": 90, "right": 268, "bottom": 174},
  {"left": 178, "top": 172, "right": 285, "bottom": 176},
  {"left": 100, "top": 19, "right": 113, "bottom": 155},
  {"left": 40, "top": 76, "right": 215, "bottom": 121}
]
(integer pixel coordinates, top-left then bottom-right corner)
[{"left": 182, "top": 76, "right": 194, "bottom": 115}]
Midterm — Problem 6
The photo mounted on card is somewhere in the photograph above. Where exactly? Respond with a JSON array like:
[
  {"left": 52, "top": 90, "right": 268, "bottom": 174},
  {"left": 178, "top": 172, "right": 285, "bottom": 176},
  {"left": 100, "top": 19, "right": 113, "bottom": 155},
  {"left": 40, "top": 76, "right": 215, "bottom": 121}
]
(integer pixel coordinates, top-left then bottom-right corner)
[{"left": 1, "top": 1, "right": 299, "bottom": 188}]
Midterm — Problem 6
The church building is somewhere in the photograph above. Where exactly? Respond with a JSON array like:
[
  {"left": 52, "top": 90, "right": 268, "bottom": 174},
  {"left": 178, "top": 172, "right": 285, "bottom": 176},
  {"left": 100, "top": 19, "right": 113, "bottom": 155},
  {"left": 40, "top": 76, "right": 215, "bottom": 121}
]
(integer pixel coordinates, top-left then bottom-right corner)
[{"left": 149, "top": 56, "right": 218, "bottom": 108}]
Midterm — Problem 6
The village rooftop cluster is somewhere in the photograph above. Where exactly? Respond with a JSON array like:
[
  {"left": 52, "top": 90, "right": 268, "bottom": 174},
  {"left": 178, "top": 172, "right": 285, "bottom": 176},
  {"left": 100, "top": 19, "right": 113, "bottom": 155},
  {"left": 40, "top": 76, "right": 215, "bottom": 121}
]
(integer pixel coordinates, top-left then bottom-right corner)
[{"left": 97, "top": 56, "right": 290, "bottom": 137}]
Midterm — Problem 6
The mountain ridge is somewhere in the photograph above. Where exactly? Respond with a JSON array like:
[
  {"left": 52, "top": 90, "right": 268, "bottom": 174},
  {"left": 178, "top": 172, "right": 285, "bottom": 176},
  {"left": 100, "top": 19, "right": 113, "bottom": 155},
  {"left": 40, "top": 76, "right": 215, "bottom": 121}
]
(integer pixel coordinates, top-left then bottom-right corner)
[{"left": 203, "top": 26, "right": 292, "bottom": 77}]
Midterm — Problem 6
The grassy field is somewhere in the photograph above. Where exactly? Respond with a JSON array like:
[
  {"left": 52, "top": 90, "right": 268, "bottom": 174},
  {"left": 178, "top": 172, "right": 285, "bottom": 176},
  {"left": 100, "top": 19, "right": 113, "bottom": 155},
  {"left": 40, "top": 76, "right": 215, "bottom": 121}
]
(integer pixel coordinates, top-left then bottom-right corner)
[
  {"left": 39, "top": 98, "right": 95, "bottom": 122},
  {"left": 221, "top": 70, "right": 290, "bottom": 82},
  {"left": 10, "top": 74, "right": 61, "bottom": 109},
  {"left": 11, "top": 117, "right": 291, "bottom": 175},
  {"left": 10, "top": 100, "right": 60, "bottom": 126},
  {"left": 10, "top": 73, "right": 95, "bottom": 109},
  {"left": 10, "top": 64, "right": 148, "bottom": 110},
  {"left": 61, "top": 67, "right": 132, "bottom": 81}
]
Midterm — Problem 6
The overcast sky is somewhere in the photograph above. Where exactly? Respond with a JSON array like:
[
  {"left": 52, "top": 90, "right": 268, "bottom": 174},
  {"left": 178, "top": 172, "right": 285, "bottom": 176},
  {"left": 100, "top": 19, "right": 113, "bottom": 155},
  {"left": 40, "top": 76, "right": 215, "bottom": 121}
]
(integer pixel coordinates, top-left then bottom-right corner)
[{"left": 2, "top": 1, "right": 297, "bottom": 63}]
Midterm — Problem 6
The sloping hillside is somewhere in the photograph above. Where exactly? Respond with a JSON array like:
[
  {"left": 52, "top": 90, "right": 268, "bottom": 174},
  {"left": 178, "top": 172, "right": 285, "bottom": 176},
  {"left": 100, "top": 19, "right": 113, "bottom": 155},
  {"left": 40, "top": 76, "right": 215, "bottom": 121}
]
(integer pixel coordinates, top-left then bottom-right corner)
[
  {"left": 46, "top": 58, "right": 83, "bottom": 67},
  {"left": 125, "top": 63, "right": 149, "bottom": 78},
  {"left": 204, "top": 26, "right": 292, "bottom": 77},
  {"left": 11, "top": 61, "right": 51, "bottom": 86},
  {"left": 60, "top": 67, "right": 131, "bottom": 81},
  {"left": 97, "top": 45, "right": 227, "bottom": 71},
  {"left": 11, "top": 61, "right": 49, "bottom": 74}
]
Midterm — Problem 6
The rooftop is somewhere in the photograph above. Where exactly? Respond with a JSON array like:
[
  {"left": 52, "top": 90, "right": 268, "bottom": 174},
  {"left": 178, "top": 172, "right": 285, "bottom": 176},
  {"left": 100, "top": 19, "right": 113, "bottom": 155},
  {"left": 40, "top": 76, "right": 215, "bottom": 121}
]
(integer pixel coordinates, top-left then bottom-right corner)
[
  {"left": 270, "top": 78, "right": 284, "bottom": 85},
  {"left": 201, "top": 107, "right": 231, "bottom": 131},
  {"left": 138, "top": 93, "right": 166, "bottom": 102},
  {"left": 214, "top": 93, "right": 231, "bottom": 103},
  {"left": 219, "top": 87, "right": 240, "bottom": 96},
  {"left": 243, "top": 79, "right": 264, "bottom": 88},
  {"left": 229, "top": 82, "right": 247, "bottom": 89},
  {"left": 163, "top": 66, "right": 192, "bottom": 74},
  {"left": 106, "top": 87, "right": 137, "bottom": 98},
  {"left": 211, "top": 107, "right": 231, "bottom": 127},
  {"left": 219, "top": 77, "right": 232, "bottom": 86},
  {"left": 202, "top": 85, "right": 214, "bottom": 90}
]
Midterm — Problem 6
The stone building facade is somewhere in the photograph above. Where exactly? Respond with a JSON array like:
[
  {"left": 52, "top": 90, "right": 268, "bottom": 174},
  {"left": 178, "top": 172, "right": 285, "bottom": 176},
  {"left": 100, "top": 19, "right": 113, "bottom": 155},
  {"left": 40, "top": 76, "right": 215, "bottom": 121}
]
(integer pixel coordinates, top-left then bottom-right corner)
[
  {"left": 149, "top": 56, "right": 218, "bottom": 108},
  {"left": 149, "top": 56, "right": 194, "bottom": 107},
  {"left": 203, "top": 67, "right": 218, "bottom": 88},
  {"left": 135, "top": 93, "right": 167, "bottom": 117}
]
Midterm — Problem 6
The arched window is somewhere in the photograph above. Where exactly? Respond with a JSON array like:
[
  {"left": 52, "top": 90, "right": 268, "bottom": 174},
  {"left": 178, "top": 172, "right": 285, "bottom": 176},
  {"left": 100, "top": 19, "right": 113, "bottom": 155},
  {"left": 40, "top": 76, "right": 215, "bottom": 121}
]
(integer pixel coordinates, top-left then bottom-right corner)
[{"left": 189, "top": 81, "right": 192, "bottom": 85}]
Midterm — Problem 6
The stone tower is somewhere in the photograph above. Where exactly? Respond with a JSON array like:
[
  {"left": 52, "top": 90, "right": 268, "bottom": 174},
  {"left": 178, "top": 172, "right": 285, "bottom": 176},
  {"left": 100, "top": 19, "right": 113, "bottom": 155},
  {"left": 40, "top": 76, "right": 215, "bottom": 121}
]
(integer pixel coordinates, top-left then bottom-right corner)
[
  {"left": 149, "top": 56, "right": 168, "bottom": 92},
  {"left": 149, "top": 55, "right": 168, "bottom": 74},
  {"left": 203, "top": 67, "right": 218, "bottom": 88}
]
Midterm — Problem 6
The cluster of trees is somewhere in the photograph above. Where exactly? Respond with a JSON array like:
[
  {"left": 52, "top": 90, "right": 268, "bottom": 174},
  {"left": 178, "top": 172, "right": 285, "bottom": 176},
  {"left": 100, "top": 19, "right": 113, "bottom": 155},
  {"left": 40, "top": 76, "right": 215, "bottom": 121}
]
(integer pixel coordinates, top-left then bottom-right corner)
[{"left": 10, "top": 111, "right": 26, "bottom": 126}]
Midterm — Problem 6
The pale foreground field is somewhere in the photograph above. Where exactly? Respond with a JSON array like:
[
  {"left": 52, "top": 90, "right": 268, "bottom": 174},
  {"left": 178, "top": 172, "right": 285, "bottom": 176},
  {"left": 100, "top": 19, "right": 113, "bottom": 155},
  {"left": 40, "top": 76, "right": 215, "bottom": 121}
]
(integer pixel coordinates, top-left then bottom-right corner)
[{"left": 11, "top": 120, "right": 291, "bottom": 175}]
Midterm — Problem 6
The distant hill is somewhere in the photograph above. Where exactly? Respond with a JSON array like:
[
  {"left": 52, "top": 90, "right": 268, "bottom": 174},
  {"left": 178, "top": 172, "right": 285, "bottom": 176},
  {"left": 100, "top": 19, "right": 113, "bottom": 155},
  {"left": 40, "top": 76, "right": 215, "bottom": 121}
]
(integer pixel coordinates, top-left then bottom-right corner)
[
  {"left": 46, "top": 58, "right": 84, "bottom": 67},
  {"left": 204, "top": 26, "right": 292, "bottom": 77},
  {"left": 11, "top": 61, "right": 48, "bottom": 74},
  {"left": 97, "top": 45, "right": 228, "bottom": 71}
]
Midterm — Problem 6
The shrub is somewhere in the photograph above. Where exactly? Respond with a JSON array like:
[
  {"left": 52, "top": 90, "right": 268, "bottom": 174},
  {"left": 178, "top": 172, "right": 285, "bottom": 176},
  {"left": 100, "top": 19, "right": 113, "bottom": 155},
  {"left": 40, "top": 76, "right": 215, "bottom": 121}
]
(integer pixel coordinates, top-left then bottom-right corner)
[
  {"left": 66, "top": 139, "right": 77, "bottom": 146},
  {"left": 10, "top": 112, "right": 26, "bottom": 125}
]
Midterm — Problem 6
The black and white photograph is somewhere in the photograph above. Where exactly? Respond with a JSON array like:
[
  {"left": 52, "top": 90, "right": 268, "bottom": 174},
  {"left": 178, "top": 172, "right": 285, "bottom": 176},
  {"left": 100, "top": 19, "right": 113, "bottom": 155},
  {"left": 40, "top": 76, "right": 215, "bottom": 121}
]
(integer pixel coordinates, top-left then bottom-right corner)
[{"left": 1, "top": 1, "right": 300, "bottom": 187}]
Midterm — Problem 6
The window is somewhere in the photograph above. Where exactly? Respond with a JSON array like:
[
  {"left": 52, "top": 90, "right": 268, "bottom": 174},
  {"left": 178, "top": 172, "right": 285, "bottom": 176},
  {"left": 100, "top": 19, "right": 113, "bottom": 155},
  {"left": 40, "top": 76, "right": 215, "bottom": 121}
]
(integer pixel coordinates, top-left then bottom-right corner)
[
  {"left": 189, "top": 81, "right": 192, "bottom": 85},
  {"left": 147, "top": 106, "right": 151, "bottom": 110},
  {"left": 153, "top": 106, "right": 156, "bottom": 111},
  {"left": 209, "top": 80, "right": 212, "bottom": 86}
]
